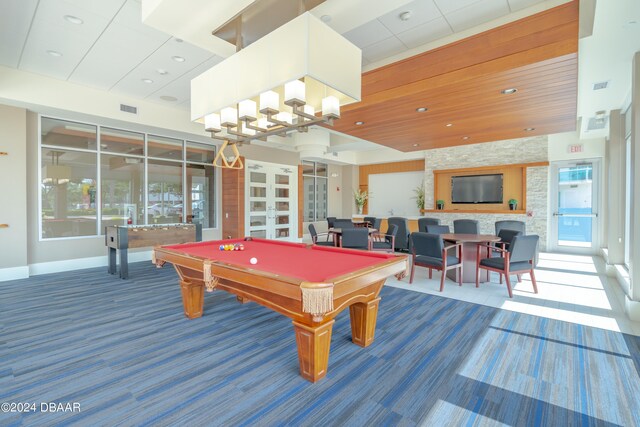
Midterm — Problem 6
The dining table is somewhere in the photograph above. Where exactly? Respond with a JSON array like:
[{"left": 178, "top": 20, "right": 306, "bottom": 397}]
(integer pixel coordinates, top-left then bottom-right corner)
[
  {"left": 440, "top": 233, "right": 501, "bottom": 283},
  {"left": 329, "top": 227, "right": 378, "bottom": 247}
]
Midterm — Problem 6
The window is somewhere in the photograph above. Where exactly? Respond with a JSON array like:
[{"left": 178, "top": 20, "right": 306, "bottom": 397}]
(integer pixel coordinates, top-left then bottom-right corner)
[
  {"left": 302, "top": 161, "right": 328, "bottom": 222},
  {"left": 40, "top": 117, "right": 216, "bottom": 239}
]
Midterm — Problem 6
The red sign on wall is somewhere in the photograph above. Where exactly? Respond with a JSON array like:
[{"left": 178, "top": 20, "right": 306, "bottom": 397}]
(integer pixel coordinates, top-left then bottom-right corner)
[{"left": 568, "top": 144, "right": 584, "bottom": 153}]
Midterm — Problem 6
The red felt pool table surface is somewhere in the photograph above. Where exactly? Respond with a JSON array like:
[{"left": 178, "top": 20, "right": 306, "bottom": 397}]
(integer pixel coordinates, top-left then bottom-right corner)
[{"left": 163, "top": 238, "right": 396, "bottom": 283}]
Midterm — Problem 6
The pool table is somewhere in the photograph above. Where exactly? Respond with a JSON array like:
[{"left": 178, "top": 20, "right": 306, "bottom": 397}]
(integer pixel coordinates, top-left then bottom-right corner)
[{"left": 152, "top": 237, "right": 408, "bottom": 382}]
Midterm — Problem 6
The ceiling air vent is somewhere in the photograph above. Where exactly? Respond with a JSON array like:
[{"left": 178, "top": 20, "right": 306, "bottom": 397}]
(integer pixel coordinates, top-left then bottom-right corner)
[
  {"left": 592, "top": 81, "right": 608, "bottom": 90},
  {"left": 120, "top": 104, "right": 138, "bottom": 114},
  {"left": 586, "top": 116, "right": 608, "bottom": 131}
]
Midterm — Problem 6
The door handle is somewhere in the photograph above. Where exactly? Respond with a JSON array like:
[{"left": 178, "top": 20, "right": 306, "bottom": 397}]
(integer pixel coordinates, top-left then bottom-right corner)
[{"left": 552, "top": 213, "right": 563, "bottom": 216}]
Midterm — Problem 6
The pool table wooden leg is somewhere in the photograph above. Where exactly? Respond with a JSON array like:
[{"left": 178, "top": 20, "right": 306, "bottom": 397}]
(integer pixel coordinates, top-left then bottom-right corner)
[
  {"left": 349, "top": 297, "right": 381, "bottom": 347},
  {"left": 293, "top": 320, "right": 334, "bottom": 382},
  {"left": 180, "top": 279, "right": 205, "bottom": 319}
]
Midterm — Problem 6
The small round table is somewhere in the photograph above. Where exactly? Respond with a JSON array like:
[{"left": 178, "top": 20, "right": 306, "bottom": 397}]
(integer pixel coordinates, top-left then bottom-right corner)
[{"left": 441, "top": 233, "right": 501, "bottom": 284}]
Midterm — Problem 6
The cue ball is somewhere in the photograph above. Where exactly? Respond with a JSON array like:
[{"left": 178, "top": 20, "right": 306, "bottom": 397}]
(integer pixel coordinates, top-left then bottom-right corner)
[{"left": 250, "top": 257, "right": 258, "bottom": 265}]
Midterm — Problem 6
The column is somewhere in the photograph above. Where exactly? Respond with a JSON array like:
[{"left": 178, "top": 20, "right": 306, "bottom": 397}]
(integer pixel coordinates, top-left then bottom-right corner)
[
  {"left": 607, "top": 110, "right": 624, "bottom": 264},
  {"left": 630, "top": 52, "right": 640, "bottom": 306}
]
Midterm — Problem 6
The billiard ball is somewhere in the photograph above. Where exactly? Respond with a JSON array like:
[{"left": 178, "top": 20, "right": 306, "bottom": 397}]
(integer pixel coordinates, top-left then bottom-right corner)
[
  {"left": 219, "top": 245, "right": 225, "bottom": 251},
  {"left": 250, "top": 257, "right": 258, "bottom": 265},
  {"left": 239, "top": 244, "right": 245, "bottom": 251}
]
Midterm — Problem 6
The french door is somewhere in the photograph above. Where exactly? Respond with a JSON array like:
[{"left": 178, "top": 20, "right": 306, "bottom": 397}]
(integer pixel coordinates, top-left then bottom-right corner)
[
  {"left": 245, "top": 160, "right": 297, "bottom": 241},
  {"left": 549, "top": 159, "right": 600, "bottom": 254}
]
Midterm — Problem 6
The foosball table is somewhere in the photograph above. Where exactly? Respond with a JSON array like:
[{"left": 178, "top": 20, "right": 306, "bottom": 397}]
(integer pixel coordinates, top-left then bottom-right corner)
[{"left": 105, "top": 223, "right": 202, "bottom": 279}]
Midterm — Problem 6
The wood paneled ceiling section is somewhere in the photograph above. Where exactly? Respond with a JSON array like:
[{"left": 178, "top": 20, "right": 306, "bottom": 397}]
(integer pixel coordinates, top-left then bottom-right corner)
[{"left": 331, "top": 1, "right": 579, "bottom": 152}]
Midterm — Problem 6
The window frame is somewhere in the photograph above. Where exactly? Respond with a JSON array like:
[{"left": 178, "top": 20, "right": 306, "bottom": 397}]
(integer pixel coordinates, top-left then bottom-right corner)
[
  {"left": 38, "top": 115, "right": 216, "bottom": 241},
  {"left": 302, "top": 160, "right": 328, "bottom": 222}
]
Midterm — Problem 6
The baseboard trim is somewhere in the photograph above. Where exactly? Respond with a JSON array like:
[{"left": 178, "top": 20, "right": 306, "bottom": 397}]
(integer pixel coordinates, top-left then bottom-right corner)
[
  {"left": 0, "top": 266, "right": 30, "bottom": 282},
  {"left": 29, "top": 251, "right": 152, "bottom": 276}
]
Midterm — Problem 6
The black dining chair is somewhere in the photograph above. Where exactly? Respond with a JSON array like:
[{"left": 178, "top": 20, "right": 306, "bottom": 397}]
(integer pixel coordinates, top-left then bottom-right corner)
[
  {"left": 495, "top": 220, "right": 526, "bottom": 235},
  {"left": 453, "top": 219, "right": 480, "bottom": 234},
  {"left": 387, "top": 217, "right": 409, "bottom": 251},
  {"left": 426, "top": 224, "right": 450, "bottom": 234},
  {"left": 418, "top": 217, "right": 440, "bottom": 232},
  {"left": 363, "top": 216, "right": 377, "bottom": 228},
  {"left": 475, "top": 234, "right": 539, "bottom": 298},
  {"left": 409, "top": 232, "right": 462, "bottom": 291},
  {"left": 495, "top": 220, "right": 538, "bottom": 267},
  {"left": 497, "top": 229, "right": 522, "bottom": 251},
  {"left": 327, "top": 217, "right": 337, "bottom": 229},
  {"left": 494, "top": 229, "right": 523, "bottom": 284},
  {"left": 340, "top": 228, "right": 370, "bottom": 250},
  {"left": 308, "top": 224, "right": 334, "bottom": 246},
  {"left": 371, "top": 224, "right": 397, "bottom": 253},
  {"left": 333, "top": 219, "right": 355, "bottom": 229}
]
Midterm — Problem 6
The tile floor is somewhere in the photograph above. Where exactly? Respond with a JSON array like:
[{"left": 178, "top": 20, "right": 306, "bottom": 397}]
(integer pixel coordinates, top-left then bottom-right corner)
[{"left": 387, "top": 252, "right": 640, "bottom": 337}]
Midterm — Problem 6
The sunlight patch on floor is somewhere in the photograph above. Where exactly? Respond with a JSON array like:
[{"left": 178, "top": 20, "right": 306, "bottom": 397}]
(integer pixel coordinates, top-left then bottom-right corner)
[{"left": 386, "top": 252, "right": 640, "bottom": 336}]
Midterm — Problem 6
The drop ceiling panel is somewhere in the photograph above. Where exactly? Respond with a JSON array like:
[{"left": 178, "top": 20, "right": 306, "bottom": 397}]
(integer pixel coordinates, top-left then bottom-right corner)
[
  {"left": 396, "top": 17, "right": 453, "bottom": 49},
  {"left": 377, "top": 0, "right": 442, "bottom": 34},
  {"left": 68, "top": 23, "right": 169, "bottom": 89},
  {"left": 434, "top": 0, "right": 485, "bottom": 15},
  {"left": 113, "top": 54, "right": 221, "bottom": 101},
  {"left": 19, "top": 24, "right": 98, "bottom": 79},
  {"left": 362, "top": 37, "right": 407, "bottom": 63},
  {"left": 445, "top": 0, "right": 511, "bottom": 32},
  {"left": 0, "top": 0, "right": 38, "bottom": 68},
  {"left": 59, "top": 0, "right": 127, "bottom": 19},
  {"left": 343, "top": 20, "right": 394, "bottom": 49}
]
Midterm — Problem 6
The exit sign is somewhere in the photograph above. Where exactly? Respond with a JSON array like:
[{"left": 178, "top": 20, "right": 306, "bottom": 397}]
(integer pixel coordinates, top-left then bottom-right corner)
[{"left": 568, "top": 144, "right": 584, "bottom": 153}]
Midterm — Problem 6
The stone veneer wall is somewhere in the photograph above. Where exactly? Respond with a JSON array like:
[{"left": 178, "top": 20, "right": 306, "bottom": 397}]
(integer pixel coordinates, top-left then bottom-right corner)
[{"left": 423, "top": 136, "right": 549, "bottom": 250}]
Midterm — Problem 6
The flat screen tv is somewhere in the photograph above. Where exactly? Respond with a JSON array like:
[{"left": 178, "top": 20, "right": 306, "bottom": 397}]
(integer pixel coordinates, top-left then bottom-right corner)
[{"left": 451, "top": 174, "right": 503, "bottom": 204}]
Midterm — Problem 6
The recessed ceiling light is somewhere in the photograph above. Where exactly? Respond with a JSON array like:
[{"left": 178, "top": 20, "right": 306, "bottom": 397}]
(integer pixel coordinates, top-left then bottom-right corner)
[
  {"left": 462, "top": 136, "right": 470, "bottom": 140},
  {"left": 355, "top": 121, "right": 364, "bottom": 125},
  {"left": 524, "top": 127, "right": 535, "bottom": 131},
  {"left": 47, "top": 50, "right": 63, "bottom": 57},
  {"left": 446, "top": 123, "right": 453, "bottom": 127},
  {"left": 412, "top": 143, "right": 419, "bottom": 147},
  {"left": 64, "top": 15, "right": 83, "bottom": 25},
  {"left": 142, "top": 78, "right": 154, "bottom": 84},
  {"left": 160, "top": 95, "right": 178, "bottom": 102},
  {"left": 399, "top": 11, "right": 412, "bottom": 21},
  {"left": 501, "top": 88, "right": 517, "bottom": 95},
  {"left": 416, "top": 107, "right": 428, "bottom": 112},
  {"left": 321, "top": 15, "right": 332, "bottom": 23},
  {"left": 157, "top": 68, "right": 168, "bottom": 75},
  {"left": 172, "top": 56, "right": 185, "bottom": 63}
]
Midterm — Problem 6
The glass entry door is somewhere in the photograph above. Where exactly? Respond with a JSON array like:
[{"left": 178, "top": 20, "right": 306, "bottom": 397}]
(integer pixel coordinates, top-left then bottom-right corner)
[
  {"left": 549, "top": 160, "right": 600, "bottom": 253},
  {"left": 245, "top": 160, "right": 297, "bottom": 241}
]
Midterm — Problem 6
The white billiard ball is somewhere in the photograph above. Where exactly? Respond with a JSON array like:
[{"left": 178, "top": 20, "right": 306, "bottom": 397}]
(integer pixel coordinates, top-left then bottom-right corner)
[{"left": 250, "top": 257, "right": 258, "bottom": 265}]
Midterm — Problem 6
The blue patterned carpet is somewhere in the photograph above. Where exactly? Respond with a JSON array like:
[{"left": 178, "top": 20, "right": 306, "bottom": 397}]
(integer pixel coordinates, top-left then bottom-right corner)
[{"left": 1, "top": 262, "right": 639, "bottom": 426}]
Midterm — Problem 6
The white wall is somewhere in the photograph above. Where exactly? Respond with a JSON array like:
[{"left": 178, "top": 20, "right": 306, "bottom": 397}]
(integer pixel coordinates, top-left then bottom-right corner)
[
  {"left": 0, "top": 105, "right": 28, "bottom": 280},
  {"left": 548, "top": 131, "right": 606, "bottom": 161}
]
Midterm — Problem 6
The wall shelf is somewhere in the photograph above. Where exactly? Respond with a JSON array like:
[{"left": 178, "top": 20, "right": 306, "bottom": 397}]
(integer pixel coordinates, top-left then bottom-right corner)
[{"left": 421, "top": 209, "right": 526, "bottom": 215}]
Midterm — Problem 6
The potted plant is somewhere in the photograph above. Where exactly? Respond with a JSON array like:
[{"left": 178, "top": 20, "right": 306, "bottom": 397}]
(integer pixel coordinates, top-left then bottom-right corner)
[
  {"left": 436, "top": 199, "right": 445, "bottom": 210},
  {"left": 413, "top": 184, "right": 425, "bottom": 212},
  {"left": 508, "top": 198, "right": 518, "bottom": 210},
  {"left": 353, "top": 189, "right": 369, "bottom": 215}
]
